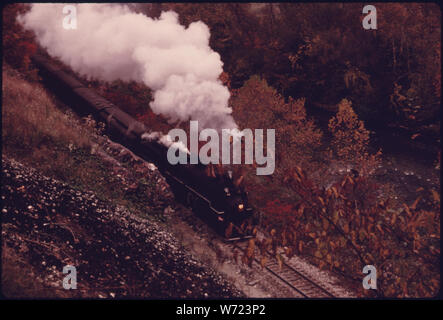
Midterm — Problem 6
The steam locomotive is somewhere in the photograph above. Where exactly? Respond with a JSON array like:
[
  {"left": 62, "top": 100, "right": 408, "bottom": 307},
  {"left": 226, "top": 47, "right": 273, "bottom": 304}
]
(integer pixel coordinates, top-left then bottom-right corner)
[{"left": 31, "top": 54, "right": 255, "bottom": 240}]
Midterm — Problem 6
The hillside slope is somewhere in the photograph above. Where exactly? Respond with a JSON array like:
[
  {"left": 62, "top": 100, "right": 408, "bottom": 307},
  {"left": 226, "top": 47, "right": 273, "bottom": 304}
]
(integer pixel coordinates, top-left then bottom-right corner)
[{"left": 1, "top": 65, "right": 241, "bottom": 298}]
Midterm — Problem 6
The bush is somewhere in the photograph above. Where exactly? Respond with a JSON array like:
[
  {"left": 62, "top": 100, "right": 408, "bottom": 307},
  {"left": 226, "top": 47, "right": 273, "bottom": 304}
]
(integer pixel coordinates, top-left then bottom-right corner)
[{"left": 328, "top": 98, "right": 381, "bottom": 176}]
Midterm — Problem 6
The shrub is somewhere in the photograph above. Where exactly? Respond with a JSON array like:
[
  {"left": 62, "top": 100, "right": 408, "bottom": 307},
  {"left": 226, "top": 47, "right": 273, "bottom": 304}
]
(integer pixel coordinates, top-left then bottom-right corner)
[{"left": 328, "top": 98, "right": 381, "bottom": 176}]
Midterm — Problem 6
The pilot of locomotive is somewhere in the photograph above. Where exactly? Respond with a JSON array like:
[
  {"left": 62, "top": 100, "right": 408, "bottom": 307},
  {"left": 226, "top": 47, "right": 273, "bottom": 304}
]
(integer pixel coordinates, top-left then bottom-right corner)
[{"left": 209, "top": 166, "right": 248, "bottom": 224}]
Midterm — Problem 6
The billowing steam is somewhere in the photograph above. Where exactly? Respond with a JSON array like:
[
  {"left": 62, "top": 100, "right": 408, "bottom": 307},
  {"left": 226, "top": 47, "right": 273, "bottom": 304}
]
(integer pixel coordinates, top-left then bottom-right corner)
[
  {"left": 18, "top": 3, "right": 237, "bottom": 131},
  {"left": 141, "top": 131, "right": 190, "bottom": 154}
]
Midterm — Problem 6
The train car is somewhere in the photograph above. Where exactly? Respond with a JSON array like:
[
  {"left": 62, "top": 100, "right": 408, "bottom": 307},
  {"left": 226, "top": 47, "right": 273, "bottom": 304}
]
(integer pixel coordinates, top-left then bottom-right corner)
[{"left": 32, "top": 54, "right": 255, "bottom": 240}]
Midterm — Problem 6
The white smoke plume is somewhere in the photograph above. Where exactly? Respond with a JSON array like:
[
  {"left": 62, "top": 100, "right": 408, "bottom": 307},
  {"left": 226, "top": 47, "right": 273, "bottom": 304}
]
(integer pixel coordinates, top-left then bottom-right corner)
[
  {"left": 18, "top": 3, "right": 237, "bottom": 131},
  {"left": 141, "top": 131, "right": 190, "bottom": 154}
]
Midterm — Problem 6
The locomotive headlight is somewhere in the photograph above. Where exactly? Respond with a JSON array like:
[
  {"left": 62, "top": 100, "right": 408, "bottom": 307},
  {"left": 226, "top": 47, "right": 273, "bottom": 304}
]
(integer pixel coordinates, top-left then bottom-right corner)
[{"left": 238, "top": 204, "right": 244, "bottom": 212}]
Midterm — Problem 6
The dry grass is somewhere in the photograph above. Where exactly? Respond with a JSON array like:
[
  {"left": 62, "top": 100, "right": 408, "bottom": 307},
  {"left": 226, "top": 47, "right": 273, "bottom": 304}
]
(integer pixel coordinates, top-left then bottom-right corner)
[
  {"left": 2, "top": 65, "right": 107, "bottom": 198},
  {"left": 2, "top": 66, "right": 90, "bottom": 152}
]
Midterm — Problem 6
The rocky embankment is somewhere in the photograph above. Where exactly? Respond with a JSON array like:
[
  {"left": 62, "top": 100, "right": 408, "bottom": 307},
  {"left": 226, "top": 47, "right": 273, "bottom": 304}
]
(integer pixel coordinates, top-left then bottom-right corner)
[{"left": 1, "top": 156, "right": 242, "bottom": 298}]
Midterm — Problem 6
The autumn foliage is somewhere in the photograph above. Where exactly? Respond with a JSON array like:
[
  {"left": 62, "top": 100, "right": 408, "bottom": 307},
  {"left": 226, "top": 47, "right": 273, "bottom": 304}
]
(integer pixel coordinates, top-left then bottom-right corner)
[
  {"left": 232, "top": 74, "right": 438, "bottom": 298},
  {"left": 328, "top": 99, "right": 381, "bottom": 176},
  {"left": 3, "top": 4, "right": 37, "bottom": 76},
  {"left": 254, "top": 167, "right": 440, "bottom": 297},
  {"left": 231, "top": 76, "right": 323, "bottom": 178}
]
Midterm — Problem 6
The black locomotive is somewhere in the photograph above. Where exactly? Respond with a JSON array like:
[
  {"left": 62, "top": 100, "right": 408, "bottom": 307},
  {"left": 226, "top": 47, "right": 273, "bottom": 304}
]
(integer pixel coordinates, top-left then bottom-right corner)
[{"left": 31, "top": 54, "right": 255, "bottom": 240}]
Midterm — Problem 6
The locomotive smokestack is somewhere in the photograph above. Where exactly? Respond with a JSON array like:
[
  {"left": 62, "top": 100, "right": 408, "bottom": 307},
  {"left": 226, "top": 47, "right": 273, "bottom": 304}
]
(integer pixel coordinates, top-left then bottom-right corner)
[{"left": 18, "top": 3, "right": 237, "bottom": 132}]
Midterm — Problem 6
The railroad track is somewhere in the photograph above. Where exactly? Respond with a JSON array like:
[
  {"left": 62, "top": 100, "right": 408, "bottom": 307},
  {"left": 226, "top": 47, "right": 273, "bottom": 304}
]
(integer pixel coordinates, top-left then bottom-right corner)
[{"left": 232, "top": 241, "right": 335, "bottom": 298}]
